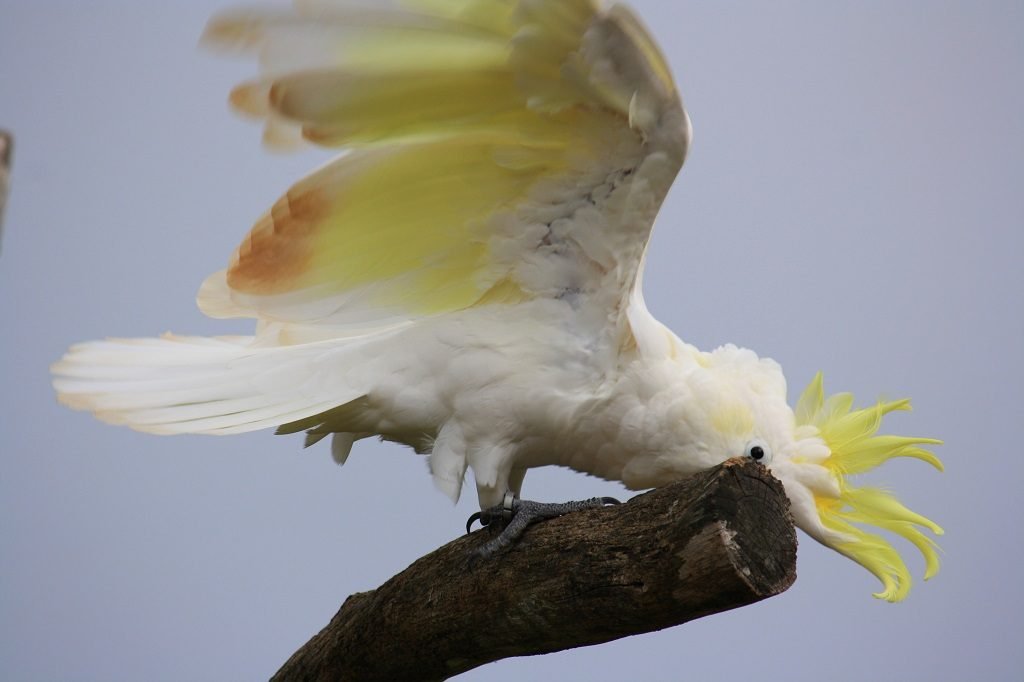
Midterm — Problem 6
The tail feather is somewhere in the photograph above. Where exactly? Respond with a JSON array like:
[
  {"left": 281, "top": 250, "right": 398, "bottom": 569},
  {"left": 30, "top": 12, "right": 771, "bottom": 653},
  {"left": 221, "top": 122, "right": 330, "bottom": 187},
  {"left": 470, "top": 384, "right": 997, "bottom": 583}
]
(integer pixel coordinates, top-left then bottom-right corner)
[{"left": 52, "top": 333, "right": 365, "bottom": 436}]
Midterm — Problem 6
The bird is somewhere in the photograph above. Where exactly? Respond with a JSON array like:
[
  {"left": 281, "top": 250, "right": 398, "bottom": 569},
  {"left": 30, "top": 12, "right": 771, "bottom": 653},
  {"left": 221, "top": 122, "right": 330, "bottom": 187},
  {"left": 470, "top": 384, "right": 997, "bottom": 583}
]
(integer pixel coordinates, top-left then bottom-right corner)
[{"left": 51, "top": 0, "right": 943, "bottom": 602}]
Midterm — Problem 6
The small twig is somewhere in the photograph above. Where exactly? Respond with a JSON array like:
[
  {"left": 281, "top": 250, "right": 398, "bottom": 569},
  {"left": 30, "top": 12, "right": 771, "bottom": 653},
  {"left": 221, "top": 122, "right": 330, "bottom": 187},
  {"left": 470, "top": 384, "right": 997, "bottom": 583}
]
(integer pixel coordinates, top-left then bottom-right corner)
[{"left": 0, "top": 130, "right": 12, "bottom": 250}]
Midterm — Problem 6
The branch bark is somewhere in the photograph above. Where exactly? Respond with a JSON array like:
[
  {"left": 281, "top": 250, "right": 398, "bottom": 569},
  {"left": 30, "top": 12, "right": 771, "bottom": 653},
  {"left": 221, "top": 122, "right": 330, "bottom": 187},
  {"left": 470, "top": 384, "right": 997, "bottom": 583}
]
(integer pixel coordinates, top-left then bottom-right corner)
[{"left": 272, "top": 459, "right": 796, "bottom": 681}]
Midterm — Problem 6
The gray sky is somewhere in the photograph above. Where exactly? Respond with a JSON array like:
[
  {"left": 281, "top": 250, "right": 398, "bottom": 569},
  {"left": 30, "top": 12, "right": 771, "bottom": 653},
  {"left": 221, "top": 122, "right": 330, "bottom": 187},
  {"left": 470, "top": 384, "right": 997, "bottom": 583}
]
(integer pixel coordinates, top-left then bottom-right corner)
[{"left": 2, "top": 1, "right": 1022, "bottom": 680}]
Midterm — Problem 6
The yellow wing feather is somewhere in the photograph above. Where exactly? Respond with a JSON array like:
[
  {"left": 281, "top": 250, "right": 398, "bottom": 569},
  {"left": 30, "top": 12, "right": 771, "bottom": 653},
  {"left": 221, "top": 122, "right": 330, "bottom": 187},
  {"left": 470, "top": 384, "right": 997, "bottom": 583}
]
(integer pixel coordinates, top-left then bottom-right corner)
[{"left": 200, "top": 0, "right": 687, "bottom": 335}]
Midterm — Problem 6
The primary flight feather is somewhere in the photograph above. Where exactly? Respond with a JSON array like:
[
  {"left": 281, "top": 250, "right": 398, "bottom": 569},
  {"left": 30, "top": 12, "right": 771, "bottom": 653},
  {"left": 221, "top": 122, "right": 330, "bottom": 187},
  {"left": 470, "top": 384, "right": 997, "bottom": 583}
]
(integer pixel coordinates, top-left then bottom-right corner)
[{"left": 52, "top": 0, "right": 943, "bottom": 601}]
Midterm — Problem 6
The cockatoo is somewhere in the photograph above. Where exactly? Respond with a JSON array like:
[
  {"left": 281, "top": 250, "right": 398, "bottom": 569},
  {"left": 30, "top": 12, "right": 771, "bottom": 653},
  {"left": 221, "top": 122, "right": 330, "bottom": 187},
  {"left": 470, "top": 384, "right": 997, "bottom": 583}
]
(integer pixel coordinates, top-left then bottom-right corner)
[{"left": 52, "top": 0, "right": 943, "bottom": 601}]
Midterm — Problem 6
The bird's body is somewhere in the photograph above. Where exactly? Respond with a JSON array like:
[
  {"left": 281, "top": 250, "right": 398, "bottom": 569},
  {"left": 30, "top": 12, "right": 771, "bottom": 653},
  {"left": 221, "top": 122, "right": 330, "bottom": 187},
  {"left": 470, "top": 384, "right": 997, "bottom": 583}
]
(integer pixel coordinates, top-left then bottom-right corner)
[
  {"left": 283, "top": 300, "right": 788, "bottom": 507},
  {"left": 52, "top": 0, "right": 943, "bottom": 601}
]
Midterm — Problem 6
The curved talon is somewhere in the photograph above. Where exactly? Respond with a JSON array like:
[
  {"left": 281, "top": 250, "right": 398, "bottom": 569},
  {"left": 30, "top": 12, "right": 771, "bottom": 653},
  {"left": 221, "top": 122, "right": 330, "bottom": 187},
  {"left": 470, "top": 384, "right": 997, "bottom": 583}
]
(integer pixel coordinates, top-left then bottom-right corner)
[
  {"left": 466, "top": 493, "right": 623, "bottom": 557},
  {"left": 466, "top": 491, "right": 520, "bottom": 534},
  {"left": 465, "top": 512, "right": 485, "bottom": 534}
]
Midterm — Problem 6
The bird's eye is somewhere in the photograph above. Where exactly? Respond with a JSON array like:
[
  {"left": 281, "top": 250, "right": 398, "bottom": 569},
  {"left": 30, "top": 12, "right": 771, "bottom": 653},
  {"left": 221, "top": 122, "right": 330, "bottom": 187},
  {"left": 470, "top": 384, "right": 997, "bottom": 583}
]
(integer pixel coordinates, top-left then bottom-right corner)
[{"left": 743, "top": 439, "right": 772, "bottom": 464}]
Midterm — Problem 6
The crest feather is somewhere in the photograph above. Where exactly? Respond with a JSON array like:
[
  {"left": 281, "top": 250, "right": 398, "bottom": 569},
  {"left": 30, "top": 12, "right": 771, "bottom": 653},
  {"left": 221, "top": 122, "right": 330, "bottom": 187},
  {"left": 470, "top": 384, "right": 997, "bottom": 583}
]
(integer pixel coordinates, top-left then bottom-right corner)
[{"left": 797, "top": 373, "right": 943, "bottom": 602}]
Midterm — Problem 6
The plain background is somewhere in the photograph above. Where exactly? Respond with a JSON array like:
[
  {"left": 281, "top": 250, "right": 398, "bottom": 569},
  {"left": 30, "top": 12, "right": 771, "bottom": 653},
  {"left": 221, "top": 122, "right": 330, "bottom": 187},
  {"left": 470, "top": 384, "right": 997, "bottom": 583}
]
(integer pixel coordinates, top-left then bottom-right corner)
[{"left": 2, "top": 1, "right": 1022, "bottom": 680}]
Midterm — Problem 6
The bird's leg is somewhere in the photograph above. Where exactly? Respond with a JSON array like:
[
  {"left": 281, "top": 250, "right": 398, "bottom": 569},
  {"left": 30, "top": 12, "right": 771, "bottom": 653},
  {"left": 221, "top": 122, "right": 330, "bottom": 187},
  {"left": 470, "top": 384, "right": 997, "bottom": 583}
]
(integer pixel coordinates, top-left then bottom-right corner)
[{"left": 466, "top": 491, "right": 621, "bottom": 559}]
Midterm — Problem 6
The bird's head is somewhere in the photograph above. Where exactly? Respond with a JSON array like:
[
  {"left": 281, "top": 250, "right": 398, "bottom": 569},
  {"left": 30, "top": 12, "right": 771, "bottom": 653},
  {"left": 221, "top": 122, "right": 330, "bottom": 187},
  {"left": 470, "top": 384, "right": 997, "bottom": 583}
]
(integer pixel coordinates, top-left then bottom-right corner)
[
  {"left": 752, "top": 372, "right": 944, "bottom": 602},
  {"left": 689, "top": 350, "right": 943, "bottom": 601}
]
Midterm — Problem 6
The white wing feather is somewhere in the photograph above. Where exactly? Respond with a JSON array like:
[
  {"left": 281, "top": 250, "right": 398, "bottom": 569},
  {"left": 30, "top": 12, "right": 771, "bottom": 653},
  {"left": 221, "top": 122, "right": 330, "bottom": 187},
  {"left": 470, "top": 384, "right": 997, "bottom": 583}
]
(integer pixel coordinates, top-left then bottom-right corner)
[{"left": 53, "top": 0, "right": 691, "bottom": 467}]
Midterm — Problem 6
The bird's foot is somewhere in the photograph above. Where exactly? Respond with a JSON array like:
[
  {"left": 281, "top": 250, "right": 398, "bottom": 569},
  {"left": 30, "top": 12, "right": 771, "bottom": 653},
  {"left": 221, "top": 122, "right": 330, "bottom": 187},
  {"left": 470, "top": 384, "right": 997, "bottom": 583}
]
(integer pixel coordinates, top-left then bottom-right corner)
[{"left": 466, "top": 491, "right": 620, "bottom": 560}]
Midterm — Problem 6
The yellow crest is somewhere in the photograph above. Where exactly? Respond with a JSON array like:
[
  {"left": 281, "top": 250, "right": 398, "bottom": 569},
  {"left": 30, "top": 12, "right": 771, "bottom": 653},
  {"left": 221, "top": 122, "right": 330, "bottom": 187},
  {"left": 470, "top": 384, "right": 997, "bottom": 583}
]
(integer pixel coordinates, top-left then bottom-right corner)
[{"left": 796, "top": 373, "right": 944, "bottom": 602}]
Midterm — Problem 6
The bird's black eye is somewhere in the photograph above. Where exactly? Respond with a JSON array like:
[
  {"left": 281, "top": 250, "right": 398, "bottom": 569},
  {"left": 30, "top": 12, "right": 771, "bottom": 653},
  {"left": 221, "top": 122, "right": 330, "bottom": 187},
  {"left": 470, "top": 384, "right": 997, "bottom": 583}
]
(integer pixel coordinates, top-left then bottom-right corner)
[{"left": 743, "top": 439, "right": 772, "bottom": 464}]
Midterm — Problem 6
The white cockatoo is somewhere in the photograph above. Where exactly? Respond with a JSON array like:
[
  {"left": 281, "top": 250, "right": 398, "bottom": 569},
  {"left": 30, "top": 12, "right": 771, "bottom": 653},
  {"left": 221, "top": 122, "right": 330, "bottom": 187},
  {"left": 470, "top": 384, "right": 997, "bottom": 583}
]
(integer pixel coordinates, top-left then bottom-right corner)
[{"left": 52, "top": 0, "right": 943, "bottom": 601}]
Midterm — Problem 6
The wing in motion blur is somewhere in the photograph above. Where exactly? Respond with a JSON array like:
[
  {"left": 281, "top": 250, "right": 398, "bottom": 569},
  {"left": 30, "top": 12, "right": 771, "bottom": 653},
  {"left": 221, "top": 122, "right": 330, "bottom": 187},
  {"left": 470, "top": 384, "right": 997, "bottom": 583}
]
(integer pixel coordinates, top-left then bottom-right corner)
[
  {"left": 197, "top": 0, "right": 691, "bottom": 341},
  {"left": 53, "top": 0, "right": 691, "bottom": 439}
]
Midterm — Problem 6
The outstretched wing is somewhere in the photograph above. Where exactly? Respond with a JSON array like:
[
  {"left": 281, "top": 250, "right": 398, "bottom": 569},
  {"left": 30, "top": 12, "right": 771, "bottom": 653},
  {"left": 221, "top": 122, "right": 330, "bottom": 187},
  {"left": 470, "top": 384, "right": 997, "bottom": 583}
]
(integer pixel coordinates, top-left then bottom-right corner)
[{"left": 199, "top": 0, "right": 690, "bottom": 342}]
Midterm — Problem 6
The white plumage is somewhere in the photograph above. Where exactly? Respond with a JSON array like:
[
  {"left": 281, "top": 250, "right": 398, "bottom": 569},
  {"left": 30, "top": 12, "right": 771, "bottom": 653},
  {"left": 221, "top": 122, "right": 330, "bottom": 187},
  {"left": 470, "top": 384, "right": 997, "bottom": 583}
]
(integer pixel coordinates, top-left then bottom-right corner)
[{"left": 52, "top": 0, "right": 943, "bottom": 601}]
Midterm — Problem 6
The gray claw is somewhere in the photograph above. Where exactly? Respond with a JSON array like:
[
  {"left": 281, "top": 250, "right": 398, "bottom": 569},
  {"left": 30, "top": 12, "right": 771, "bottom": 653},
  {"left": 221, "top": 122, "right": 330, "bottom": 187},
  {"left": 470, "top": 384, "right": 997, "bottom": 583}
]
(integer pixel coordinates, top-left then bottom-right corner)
[
  {"left": 465, "top": 491, "right": 516, "bottom": 534},
  {"left": 466, "top": 512, "right": 484, "bottom": 534},
  {"left": 467, "top": 494, "right": 622, "bottom": 561}
]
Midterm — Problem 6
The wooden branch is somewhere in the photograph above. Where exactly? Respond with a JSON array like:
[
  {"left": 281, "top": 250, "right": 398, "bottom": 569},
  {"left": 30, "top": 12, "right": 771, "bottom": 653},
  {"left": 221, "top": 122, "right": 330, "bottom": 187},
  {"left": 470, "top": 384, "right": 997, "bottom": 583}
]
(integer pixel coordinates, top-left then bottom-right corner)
[
  {"left": 272, "top": 459, "right": 796, "bottom": 681},
  {"left": 0, "top": 130, "right": 11, "bottom": 248}
]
